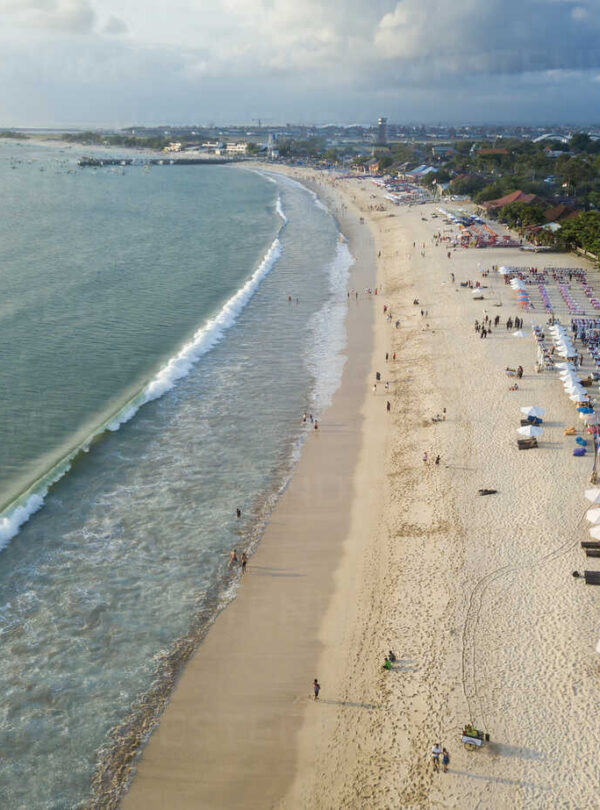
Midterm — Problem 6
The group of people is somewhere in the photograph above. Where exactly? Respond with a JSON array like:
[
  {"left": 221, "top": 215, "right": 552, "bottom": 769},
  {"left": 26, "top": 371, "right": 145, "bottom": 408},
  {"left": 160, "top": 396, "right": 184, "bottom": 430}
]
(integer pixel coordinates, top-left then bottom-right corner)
[
  {"left": 431, "top": 743, "right": 450, "bottom": 773},
  {"left": 229, "top": 548, "right": 248, "bottom": 573},
  {"left": 382, "top": 650, "right": 397, "bottom": 670},
  {"left": 422, "top": 452, "right": 441, "bottom": 466},
  {"left": 505, "top": 316, "right": 524, "bottom": 330}
]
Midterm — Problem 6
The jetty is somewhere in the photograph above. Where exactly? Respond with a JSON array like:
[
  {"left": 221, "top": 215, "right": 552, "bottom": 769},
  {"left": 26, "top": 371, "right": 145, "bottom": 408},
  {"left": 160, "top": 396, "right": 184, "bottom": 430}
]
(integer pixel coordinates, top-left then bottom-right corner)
[{"left": 77, "top": 156, "right": 237, "bottom": 168}]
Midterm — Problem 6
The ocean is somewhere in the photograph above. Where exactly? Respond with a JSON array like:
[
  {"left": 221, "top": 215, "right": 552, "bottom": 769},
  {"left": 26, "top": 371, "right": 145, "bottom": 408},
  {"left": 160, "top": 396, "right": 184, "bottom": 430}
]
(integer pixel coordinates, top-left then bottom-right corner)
[{"left": 0, "top": 143, "right": 352, "bottom": 808}]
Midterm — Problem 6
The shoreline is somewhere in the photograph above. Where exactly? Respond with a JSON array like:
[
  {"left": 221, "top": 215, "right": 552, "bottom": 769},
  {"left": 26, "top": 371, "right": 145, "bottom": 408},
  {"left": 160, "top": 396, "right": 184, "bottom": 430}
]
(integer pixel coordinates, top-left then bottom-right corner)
[{"left": 120, "top": 169, "right": 385, "bottom": 808}]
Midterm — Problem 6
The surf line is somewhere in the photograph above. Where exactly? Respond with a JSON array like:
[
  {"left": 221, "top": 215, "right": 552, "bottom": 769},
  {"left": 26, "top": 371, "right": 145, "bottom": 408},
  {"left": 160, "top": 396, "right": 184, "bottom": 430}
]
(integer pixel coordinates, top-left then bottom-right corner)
[{"left": 0, "top": 210, "right": 287, "bottom": 550}]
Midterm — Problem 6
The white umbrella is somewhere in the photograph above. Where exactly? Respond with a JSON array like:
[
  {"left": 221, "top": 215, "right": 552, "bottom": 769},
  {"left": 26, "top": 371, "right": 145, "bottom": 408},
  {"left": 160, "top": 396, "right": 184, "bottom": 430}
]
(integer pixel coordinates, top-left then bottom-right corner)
[
  {"left": 586, "top": 508, "right": 600, "bottom": 524},
  {"left": 521, "top": 406, "right": 545, "bottom": 417},
  {"left": 517, "top": 425, "right": 543, "bottom": 437},
  {"left": 499, "top": 266, "right": 511, "bottom": 275},
  {"left": 570, "top": 393, "right": 589, "bottom": 402},
  {"left": 585, "top": 488, "right": 600, "bottom": 503},
  {"left": 513, "top": 330, "right": 529, "bottom": 338},
  {"left": 556, "top": 362, "right": 575, "bottom": 369},
  {"left": 590, "top": 526, "right": 600, "bottom": 540}
]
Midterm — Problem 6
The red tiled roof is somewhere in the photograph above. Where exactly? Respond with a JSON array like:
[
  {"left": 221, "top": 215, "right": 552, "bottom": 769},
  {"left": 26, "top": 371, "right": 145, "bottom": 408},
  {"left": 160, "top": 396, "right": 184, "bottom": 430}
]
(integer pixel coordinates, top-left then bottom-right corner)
[
  {"left": 543, "top": 203, "right": 577, "bottom": 222},
  {"left": 482, "top": 190, "right": 542, "bottom": 210}
]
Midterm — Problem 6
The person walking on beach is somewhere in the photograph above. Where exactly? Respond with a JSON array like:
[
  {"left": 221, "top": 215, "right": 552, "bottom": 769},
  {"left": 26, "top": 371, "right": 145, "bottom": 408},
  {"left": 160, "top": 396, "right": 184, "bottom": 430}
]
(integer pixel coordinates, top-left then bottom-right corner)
[
  {"left": 229, "top": 549, "right": 238, "bottom": 567},
  {"left": 236, "top": 508, "right": 241, "bottom": 519},
  {"left": 386, "top": 400, "right": 391, "bottom": 412},
  {"left": 442, "top": 748, "right": 450, "bottom": 773},
  {"left": 313, "top": 679, "right": 321, "bottom": 700},
  {"left": 432, "top": 743, "right": 441, "bottom": 771}
]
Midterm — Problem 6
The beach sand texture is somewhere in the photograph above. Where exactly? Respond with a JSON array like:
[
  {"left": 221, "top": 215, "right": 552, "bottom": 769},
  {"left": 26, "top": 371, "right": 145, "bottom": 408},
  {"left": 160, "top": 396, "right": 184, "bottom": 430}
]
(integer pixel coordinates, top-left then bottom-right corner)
[{"left": 124, "top": 171, "right": 600, "bottom": 810}]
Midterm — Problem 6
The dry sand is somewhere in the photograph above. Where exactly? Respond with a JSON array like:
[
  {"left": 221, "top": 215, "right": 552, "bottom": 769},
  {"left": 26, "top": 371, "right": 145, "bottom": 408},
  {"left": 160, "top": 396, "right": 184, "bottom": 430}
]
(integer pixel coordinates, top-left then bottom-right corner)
[{"left": 123, "top": 168, "right": 600, "bottom": 810}]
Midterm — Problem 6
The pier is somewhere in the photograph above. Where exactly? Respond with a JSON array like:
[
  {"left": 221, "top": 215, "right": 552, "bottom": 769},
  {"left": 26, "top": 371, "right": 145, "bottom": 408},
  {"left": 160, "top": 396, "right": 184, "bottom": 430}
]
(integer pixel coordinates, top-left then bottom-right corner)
[{"left": 77, "top": 156, "right": 238, "bottom": 168}]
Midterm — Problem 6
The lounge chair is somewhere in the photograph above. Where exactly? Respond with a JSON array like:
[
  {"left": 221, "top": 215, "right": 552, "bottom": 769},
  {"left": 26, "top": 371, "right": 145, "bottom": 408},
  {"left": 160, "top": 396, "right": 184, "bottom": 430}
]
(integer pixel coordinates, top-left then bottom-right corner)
[{"left": 517, "top": 438, "right": 538, "bottom": 450}]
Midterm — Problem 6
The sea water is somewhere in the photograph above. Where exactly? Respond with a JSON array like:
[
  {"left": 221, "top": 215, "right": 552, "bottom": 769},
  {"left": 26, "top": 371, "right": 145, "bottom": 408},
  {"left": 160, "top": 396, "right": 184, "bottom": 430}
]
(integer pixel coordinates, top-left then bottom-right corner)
[{"left": 0, "top": 144, "right": 352, "bottom": 808}]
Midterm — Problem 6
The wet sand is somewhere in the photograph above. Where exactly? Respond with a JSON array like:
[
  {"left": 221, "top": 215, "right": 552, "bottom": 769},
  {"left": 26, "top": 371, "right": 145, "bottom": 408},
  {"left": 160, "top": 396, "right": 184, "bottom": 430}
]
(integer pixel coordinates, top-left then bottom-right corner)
[{"left": 121, "top": 170, "right": 387, "bottom": 809}]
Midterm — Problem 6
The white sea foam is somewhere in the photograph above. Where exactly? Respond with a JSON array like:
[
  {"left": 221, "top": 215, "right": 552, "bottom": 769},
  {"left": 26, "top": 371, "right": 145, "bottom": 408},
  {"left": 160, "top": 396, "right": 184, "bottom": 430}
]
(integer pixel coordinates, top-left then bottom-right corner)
[
  {"left": 275, "top": 194, "right": 288, "bottom": 224},
  {"left": 0, "top": 233, "right": 284, "bottom": 549},
  {"left": 287, "top": 237, "right": 354, "bottom": 472},
  {"left": 305, "top": 240, "right": 354, "bottom": 414}
]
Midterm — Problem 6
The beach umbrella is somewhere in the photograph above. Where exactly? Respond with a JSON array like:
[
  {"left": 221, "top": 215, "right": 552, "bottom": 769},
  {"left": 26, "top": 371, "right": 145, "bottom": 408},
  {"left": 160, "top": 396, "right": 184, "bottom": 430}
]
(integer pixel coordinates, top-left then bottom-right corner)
[
  {"left": 578, "top": 406, "right": 594, "bottom": 413},
  {"left": 590, "top": 526, "right": 600, "bottom": 540},
  {"left": 499, "top": 266, "right": 510, "bottom": 275},
  {"left": 585, "top": 488, "right": 600, "bottom": 503},
  {"left": 517, "top": 425, "right": 543, "bottom": 437},
  {"left": 521, "top": 406, "right": 545, "bottom": 417},
  {"left": 556, "top": 362, "right": 575, "bottom": 370},
  {"left": 586, "top": 508, "right": 600, "bottom": 524},
  {"left": 512, "top": 330, "right": 528, "bottom": 338}
]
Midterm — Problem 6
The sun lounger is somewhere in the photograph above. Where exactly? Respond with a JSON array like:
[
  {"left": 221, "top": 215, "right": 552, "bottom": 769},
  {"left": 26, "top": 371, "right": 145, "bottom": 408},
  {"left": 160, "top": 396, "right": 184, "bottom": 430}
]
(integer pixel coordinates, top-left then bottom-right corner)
[
  {"left": 585, "top": 549, "right": 600, "bottom": 557},
  {"left": 582, "top": 541, "right": 600, "bottom": 549},
  {"left": 584, "top": 570, "right": 600, "bottom": 585},
  {"left": 517, "top": 438, "right": 538, "bottom": 449},
  {"left": 564, "top": 427, "right": 577, "bottom": 436},
  {"left": 520, "top": 418, "right": 543, "bottom": 426}
]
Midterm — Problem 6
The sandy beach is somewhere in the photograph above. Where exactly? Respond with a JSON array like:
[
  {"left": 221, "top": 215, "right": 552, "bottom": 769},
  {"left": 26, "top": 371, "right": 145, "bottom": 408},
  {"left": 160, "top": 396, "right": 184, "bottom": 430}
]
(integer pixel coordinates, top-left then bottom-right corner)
[{"left": 122, "top": 167, "right": 600, "bottom": 809}]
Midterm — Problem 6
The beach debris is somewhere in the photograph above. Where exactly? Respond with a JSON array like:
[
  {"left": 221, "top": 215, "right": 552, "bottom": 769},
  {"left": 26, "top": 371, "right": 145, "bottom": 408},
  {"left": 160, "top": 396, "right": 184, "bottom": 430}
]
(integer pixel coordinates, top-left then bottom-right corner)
[{"left": 478, "top": 489, "right": 498, "bottom": 496}]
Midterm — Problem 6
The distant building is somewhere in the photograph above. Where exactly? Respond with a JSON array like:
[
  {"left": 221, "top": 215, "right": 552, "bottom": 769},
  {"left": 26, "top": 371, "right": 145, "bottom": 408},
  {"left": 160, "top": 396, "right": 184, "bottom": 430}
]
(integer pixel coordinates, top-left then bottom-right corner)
[
  {"left": 377, "top": 117, "right": 387, "bottom": 145},
  {"left": 225, "top": 142, "right": 249, "bottom": 154},
  {"left": 163, "top": 142, "right": 182, "bottom": 152}
]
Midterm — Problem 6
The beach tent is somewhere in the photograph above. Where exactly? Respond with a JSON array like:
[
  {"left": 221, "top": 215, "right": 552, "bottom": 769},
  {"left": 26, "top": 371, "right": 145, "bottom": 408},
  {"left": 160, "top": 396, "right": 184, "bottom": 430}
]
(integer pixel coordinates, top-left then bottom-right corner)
[
  {"left": 521, "top": 406, "right": 545, "bottom": 417},
  {"left": 517, "top": 425, "right": 543, "bottom": 437},
  {"left": 512, "top": 330, "right": 529, "bottom": 338},
  {"left": 585, "top": 488, "right": 600, "bottom": 503}
]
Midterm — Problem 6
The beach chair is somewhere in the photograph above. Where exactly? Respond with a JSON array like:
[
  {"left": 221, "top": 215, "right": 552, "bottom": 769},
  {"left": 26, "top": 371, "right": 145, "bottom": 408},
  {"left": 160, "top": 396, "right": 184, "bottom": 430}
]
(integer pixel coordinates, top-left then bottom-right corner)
[
  {"left": 517, "top": 438, "right": 538, "bottom": 450},
  {"left": 585, "top": 549, "right": 600, "bottom": 558},
  {"left": 581, "top": 541, "right": 600, "bottom": 549},
  {"left": 573, "top": 448, "right": 586, "bottom": 456},
  {"left": 584, "top": 571, "right": 600, "bottom": 585}
]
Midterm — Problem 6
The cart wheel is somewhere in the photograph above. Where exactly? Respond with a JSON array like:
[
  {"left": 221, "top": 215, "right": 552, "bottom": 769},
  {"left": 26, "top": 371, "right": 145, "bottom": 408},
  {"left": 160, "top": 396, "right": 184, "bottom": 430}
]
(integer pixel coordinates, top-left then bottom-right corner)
[{"left": 464, "top": 742, "right": 476, "bottom": 751}]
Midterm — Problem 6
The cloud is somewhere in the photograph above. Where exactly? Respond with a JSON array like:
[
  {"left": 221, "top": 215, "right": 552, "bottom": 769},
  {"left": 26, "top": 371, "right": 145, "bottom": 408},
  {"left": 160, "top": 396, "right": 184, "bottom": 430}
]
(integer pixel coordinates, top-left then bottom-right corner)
[
  {"left": 0, "top": 0, "right": 599, "bottom": 125},
  {"left": 0, "top": 0, "right": 96, "bottom": 33},
  {"left": 103, "top": 14, "right": 127, "bottom": 35}
]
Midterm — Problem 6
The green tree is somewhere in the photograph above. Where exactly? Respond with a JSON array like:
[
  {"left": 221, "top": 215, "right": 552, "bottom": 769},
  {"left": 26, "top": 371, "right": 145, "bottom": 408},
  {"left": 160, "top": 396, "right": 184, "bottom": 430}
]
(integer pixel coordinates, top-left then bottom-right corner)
[{"left": 499, "top": 202, "right": 546, "bottom": 228}]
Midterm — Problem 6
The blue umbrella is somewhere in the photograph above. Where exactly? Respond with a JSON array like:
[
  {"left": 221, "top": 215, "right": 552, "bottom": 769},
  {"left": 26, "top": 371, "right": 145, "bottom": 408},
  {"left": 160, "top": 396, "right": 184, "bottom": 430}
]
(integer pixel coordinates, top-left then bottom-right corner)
[{"left": 578, "top": 406, "right": 594, "bottom": 414}]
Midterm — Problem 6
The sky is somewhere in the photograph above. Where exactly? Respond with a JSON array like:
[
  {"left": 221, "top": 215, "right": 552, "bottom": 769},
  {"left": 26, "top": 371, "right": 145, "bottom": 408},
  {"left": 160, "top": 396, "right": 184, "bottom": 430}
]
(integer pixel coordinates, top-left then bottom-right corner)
[{"left": 1, "top": 0, "right": 600, "bottom": 127}]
